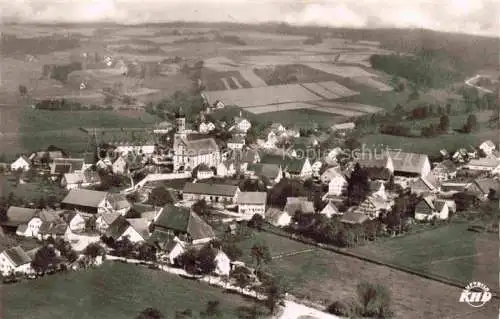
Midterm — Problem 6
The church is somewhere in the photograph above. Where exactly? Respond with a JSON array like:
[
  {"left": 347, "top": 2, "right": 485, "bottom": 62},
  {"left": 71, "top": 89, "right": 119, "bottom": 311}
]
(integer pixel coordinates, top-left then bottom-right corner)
[{"left": 172, "top": 110, "right": 220, "bottom": 172}]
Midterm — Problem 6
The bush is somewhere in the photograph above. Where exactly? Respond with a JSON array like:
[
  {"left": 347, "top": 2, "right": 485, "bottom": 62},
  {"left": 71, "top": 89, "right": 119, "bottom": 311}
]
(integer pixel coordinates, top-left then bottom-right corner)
[{"left": 326, "top": 301, "right": 350, "bottom": 316}]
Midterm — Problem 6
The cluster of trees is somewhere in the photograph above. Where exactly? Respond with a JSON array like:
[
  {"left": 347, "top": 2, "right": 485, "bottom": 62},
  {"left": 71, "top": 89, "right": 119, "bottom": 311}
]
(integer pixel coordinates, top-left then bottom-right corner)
[
  {"left": 254, "top": 66, "right": 299, "bottom": 86},
  {"left": 102, "top": 236, "right": 157, "bottom": 262},
  {"left": 1, "top": 34, "right": 80, "bottom": 56},
  {"left": 43, "top": 61, "right": 82, "bottom": 83},
  {"left": 216, "top": 34, "right": 247, "bottom": 46},
  {"left": 176, "top": 243, "right": 218, "bottom": 275},
  {"left": 460, "top": 114, "right": 478, "bottom": 133},
  {"left": 146, "top": 91, "right": 205, "bottom": 123},
  {"left": 0, "top": 192, "right": 63, "bottom": 222},
  {"left": 327, "top": 281, "right": 392, "bottom": 318},
  {"left": 34, "top": 99, "right": 104, "bottom": 111},
  {"left": 369, "top": 51, "right": 462, "bottom": 88},
  {"left": 303, "top": 35, "right": 323, "bottom": 45}
]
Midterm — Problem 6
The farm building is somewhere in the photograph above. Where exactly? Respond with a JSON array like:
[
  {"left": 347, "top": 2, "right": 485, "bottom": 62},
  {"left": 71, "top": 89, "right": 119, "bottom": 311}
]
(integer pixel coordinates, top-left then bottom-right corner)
[
  {"left": 182, "top": 182, "right": 240, "bottom": 204},
  {"left": 61, "top": 189, "right": 111, "bottom": 215},
  {"left": 10, "top": 155, "right": 31, "bottom": 172},
  {"left": 0, "top": 246, "right": 32, "bottom": 276},
  {"left": 236, "top": 192, "right": 267, "bottom": 219},
  {"left": 414, "top": 196, "right": 450, "bottom": 221}
]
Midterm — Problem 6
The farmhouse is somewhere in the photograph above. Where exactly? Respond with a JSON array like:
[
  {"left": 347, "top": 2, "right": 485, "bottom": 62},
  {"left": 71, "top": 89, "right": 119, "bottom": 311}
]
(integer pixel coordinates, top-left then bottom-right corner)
[
  {"left": 331, "top": 122, "right": 355, "bottom": 134},
  {"left": 50, "top": 158, "right": 85, "bottom": 176},
  {"left": 60, "top": 170, "right": 100, "bottom": 190},
  {"left": 410, "top": 174, "right": 441, "bottom": 195},
  {"left": 60, "top": 211, "right": 86, "bottom": 232},
  {"left": 465, "top": 158, "right": 500, "bottom": 172},
  {"left": 15, "top": 209, "right": 60, "bottom": 238},
  {"left": 261, "top": 155, "right": 311, "bottom": 179},
  {"left": 0, "top": 246, "right": 32, "bottom": 276},
  {"left": 265, "top": 208, "right": 292, "bottom": 227},
  {"left": 319, "top": 202, "right": 341, "bottom": 218},
  {"left": 216, "top": 161, "right": 237, "bottom": 177},
  {"left": 172, "top": 111, "right": 220, "bottom": 172},
  {"left": 236, "top": 192, "right": 267, "bottom": 218},
  {"left": 112, "top": 156, "right": 128, "bottom": 175},
  {"left": 37, "top": 221, "right": 72, "bottom": 241},
  {"left": 153, "top": 205, "right": 216, "bottom": 244},
  {"left": 466, "top": 178, "right": 500, "bottom": 199},
  {"left": 414, "top": 196, "right": 450, "bottom": 221},
  {"left": 182, "top": 182, "right": 240, "bottom": 204},
  {"left": 61, "top": 189, "right": 111, "bottom": 214},
  {"left": 105, "top": 216, "right": 149, "bottom": 243},
  {"left": 284, "top": 197, "right": 315, "bottom": 216},
  {"left": 107, "top": 193, "right": 132, "bottom": 216},
  {"left": 10, "top": 155, "right": 31, "bottom": 172},
  {"left": 198, "top": 121, "right": 215, "bottom": 134},
  {"left": 431, "top": 160, "right": 457, "bottom": 181},
  {"left": 227, "top": 136, "right": 245, "bottom": 150},
  {"left": 356, "top": 154, "right": 394, "bottom": 173},
  {"left": 245, "top": 163, "right": 282, "bottom": 184},
  {"left": 323, "top": 168, "right": 347, "bottom": 197},
  {"left": 355, "top": 184, "right": 393, "bottom": 219},
  {"left": 1, "top": 207, "right": 38, "bottom": 232},
  {"left": 96, "top": 213, "right": 121, "bottom": 233},
  {"left": 479, "top": 140, "right": 496, "bottom": 156},
  {"left": 387, "top": 151, "right": 431, "bottom": 177}
]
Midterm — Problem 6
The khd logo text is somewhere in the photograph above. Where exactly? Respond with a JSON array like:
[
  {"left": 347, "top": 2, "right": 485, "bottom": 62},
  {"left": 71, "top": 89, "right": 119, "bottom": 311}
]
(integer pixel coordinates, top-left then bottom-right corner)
[{"left": 459, "top": 282, "right": 492, "bottom": 308}]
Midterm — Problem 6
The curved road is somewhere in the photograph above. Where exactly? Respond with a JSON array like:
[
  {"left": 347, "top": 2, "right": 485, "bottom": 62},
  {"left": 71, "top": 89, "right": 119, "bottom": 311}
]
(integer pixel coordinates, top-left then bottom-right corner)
[{"left": 464, "top": 74, "right": 494, "bottom": 93}]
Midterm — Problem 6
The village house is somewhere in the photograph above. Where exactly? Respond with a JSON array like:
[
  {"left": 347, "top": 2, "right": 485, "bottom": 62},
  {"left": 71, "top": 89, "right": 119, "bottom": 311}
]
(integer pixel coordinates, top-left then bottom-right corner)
[
  {"left": 231, "top": 114, "right": 251, "bottom": 134},
  {"left": 284, "top": 197, "right": 315, "bottom": 216},
  {"left": 214, "top": 249, "right": 231, "bottom": 276},
  {"left": 96, "top": 157, "right": 113, "bottom": 171},
  {"left": 323, "top": 168, "right": 348, "bottom": 197},
  {"left": 410, "top": 174, "right": 441, "bottom": 195},
  {"left": 466, "top": 178, "right": 500, "bottom": 200},
  {"left": 172, "top": 111, "right": 220, "bottom": 172},
  {"left": 465, "top": 158, "right": 500, "bottom": 173},
  {"left": 227, "top": 136, "right": 245, "bottom": 150},
  {"left": 1, "top": 207, "right": 38, "bottom": 233},
  {"left": 153, "top": 121, "right": 173, "bottom": 134},
  {"left": 0, "top": 246, "right": 32, "bottom": 276},
  {"left": 105, "top": 216, "right": 149, "bottom": 243},
  {"left": 356, "top": 153, "right": 394, "bottom": 173},
  {"left": 114, "top": 142, "right": 156, "bottom": 157},
  {"left": 265, "top": 208, "right": 292, "bottom": 227},
  {"left": 15, "top": 209, "right": 60, "bottom": 238},
  {"left": 192, "top": 164, "right": 214, "bottom": 180},
  {"left": 10, "top": 155, "right": 31, "bottom": 172},
  {"left": 107, "top": 193, "right": 132, "bottom": 216},
  {"left": 96, "top": 213, "right": 121, "bottom": 233},
  {"left": 236, "top": 192, "right": 267, "bottom": 219},
  {"left": 414, "top": 196, "right": 450, "bottom": 221},
  {"left": 153, "top": 204, "right": 216, "bottom": 245},
  {"left": 37, "top": 221, "right": 72, "bottom": 241},
  {"left": 341, "top": 210, "right": 369, "bottom": 225},
  {"left": 324, "top": 147, "right": 343, "bottom": 165},
  {"left": 245, "top": 163, "right": 282, "bottom": 185},
  {"left": 432, "top": 160, "right": 458, "bottom": 181},
  {"left": 59, "top": 211, "right": 86, "bottom": 232},
  {"left": 29, "top": 150, "right": 65, "bottom": 166},
  {"left": 61, "top": 189, "right": 112, "bottom": 215},
  {"left": 60, "top": 169, "right": 101, "bottom": 190},
  {"left": 355, "top": 184, "right": 393, "bottom": 219},
  {"left": 319, "top": 202, "right": 341, "bottom": 218},
  {"left": 112, "top": 156, "right": 128, "bottom": 175},
  {"left": 441, "top": 182, "right": 470, "bottom": 193},
  {"left": 198, "top": 121, "right": 215, "bottom": 134},
  {"left": 216, "top": 160, "right": 237, "bottom": 177},
  {"left": 479, "top": 140, "right": 496, "bottom": 156},
  {"left": 331, "top": 122, "right": 355, "bottom": 135},
  {"left": 50, "top": 158, "right": 85, "bottom": 176},
  {"left": 388, "top": 151, "right": 431, "bottom": 177},
  {"left": 182, "top": 182, "right": 240, "bottom": 204},
  {"left": 260, "top": 154, "right": 311, "bottom": 179}
]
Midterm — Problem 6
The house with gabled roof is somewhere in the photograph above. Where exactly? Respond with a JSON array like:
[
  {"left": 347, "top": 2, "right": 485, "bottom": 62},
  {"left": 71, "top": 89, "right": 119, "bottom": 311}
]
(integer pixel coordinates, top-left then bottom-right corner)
[
  {"left": 231, "top": 114, "right": 251, "bottom": 134},
  {"left": 410, "top": 174, "right": 441, "bottom": 195},
  {"left": 107, "top": 193, "right": 131, "bottom": 216},
  {"left": 341, "top": 210, "right": 369, "bottom": 225},
  {"left": 356, "top": 153, "right": 394, "bottom": 173},
  {"left": 414, "top": 196, "right": 450, "bottom": 221},
  {"left": 96, "top": 212, "right": 121, "bottom": 233},
  {"left": 261, "top": 155, "right": 312, "bottom": 179},
  {"left": 10, "top": 155, "right": 31, "bottom": 172},
  {"left": 387, "top": 151, "right": 431, "bottom": 177},
  {"left": 198, "top": 121, "right": 215, "bottom": 134},
  {"left": 37, "top": 220, "right": 72, "bottom": 241},
  {"left": 465, "top": 158, "right": 500, "bottom": 172},
  {"left": 0, "top": 246, "right": 32, "bottom": 276},
  {"left": 319, "top": 202, "right": 341, "bottom": 218},
  {"left": 432, "top": 160, "right": 458, "bottom": 181},
  {"left": 466, "top": 178, "right": 500, "bottom": 199},
  {"left": 183, "top": 182, "right": 240, "bottom": 204},
  {"left": 60, "top": 168, "right": 101, "bottom": 190},
  {"left": 216, "top": 160, "right": 237, "bottom": 177},
  {"left": 227, "top": 135, "right": 245, "bottom": 150},
  {"left": 29, "top": 150, "right": 65, "bottom": 166},
  {"left": 265, "top": 208, "right": 292, "bottom": 227},
  {"left": 323, "top": 168, "right": 347, "bottom": 197},
  {"left": 15, "top": 209, "right": 60, "bottom": 238},
  {"left": 112, "top": 156, "right": 128, "bottom": 175},
  {"left": 105, "top": 216, "right": 148, "bottom": 243},
  {"left": 193, "top": 163, "right": 214, "bottom": 180},
  {"left": 1, "top": 207, "right": 38, "bottom": 232},
  {"left": 50, "top": 158, "right": 85, "bottom": 176},
  {"left": 59, "top": 211, "right": 86, "bottom": 232},
  {"left": 284, "top": 197, "right": 315, "bottom": 216},
  {"left": 331, "top": 122, "right": 355, "bottom": 134},
  {"left": 61, "top": 189, "right": 111, "bottom": 214},
  {"left": 479, "top": 140, "right": 496, "bottom": 156},
  {"left": 153, "top": 204, "right": 216, "bottom": 244},
  {"left": 245, "top": 163, "right": 282, "bottom": 185},
  {"left": 237, "top": 192, "right": 267, "bottom": 218}
]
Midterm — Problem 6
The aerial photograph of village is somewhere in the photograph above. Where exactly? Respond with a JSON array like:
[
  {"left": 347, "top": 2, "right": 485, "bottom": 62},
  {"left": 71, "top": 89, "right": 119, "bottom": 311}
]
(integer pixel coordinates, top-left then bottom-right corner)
[{"left": 0, "top": 1, "right": 498, "bottom": 318}]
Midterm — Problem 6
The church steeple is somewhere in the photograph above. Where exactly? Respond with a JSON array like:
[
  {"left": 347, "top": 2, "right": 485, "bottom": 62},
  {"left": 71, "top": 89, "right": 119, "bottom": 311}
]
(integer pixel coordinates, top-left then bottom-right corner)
[{"left": 175, "top": 107, "right": 186, "bottom": 135}]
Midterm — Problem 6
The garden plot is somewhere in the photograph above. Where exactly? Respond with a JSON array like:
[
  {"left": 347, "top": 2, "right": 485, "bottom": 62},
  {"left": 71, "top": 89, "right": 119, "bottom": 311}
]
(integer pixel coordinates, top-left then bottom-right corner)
[
  {"left": 204, "top": 56, "right": 241, "bottom": 72},
  {"left": 241, "top": 55, "right": 296, "bottom": 66},
  {"left": 301, "top": 83, "right": 340, "bottom": 99},
  {"left": 312, "top": 101, "right": 384, "bottom": 113},
  {"left": 317, "top": 81, "right": 359, "bottom": 97},
  {"left": 237, "top": 67, "right": 268, "bottom": 87},
  {"left": 245, "top": 102, "right": 318, "bottom": 114},
  {"left": 305, "top": 63, "right": 377, "bottom": 78},
  {"left": 352, "top": 76, "right": 393, "bottom": 91},
  {"left": 204, "top": 84, "right": 323, "bottom": 108}
]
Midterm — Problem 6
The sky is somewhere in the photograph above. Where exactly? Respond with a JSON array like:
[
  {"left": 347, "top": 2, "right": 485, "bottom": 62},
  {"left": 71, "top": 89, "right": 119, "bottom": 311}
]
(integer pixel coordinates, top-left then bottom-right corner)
[{"left": 1, "top": 0, "right": 499, "bottom": 37}]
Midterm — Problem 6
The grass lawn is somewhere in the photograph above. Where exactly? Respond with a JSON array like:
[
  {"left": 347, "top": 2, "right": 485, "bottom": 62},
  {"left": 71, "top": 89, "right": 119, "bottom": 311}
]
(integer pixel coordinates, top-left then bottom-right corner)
[
  {"left": 351, "top": 223, "right": 498, "bottom": 287},
  {"left": 19, "top": 109, "right": 161, "bottom": 154},
  {"left": 3, "top": 263, "right": 263, "bottom": 319},
  {"left": 0, "top": 175, "right": 67, "bottom": 202},
  {"left": 235, "top": 230, "right": 498, "bottom": 319}
]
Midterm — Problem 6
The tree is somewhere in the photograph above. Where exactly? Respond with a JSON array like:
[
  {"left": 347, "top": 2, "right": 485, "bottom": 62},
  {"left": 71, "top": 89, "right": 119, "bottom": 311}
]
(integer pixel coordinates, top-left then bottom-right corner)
[
  {"left": 136, "top": 308, "right": 164, "bottom": 319},
  {"left": 326, "top": 300, "right": 350, "bottom": 316},
  {"left": 438, "top": 115, "right": 450, "bottom": 132},
  {"left": 149, "top": 186, "right": 175, "bottom": 207},
  {"left": 85, "top": 215, "right": 97, "bottom": 232},
  {"left": 231, "top": 266, "right": 252, "bottom": 289},
  {"left": 221, "top": 242, "right": 243, "bottom": 260},
  {"left": 137, "top": 243, "right": 157, "bottom": 262},
  {"left": 114, "top": 237, "right": 135, "bottom": 258},
  {"left": 347, "top": 164, "right": 370, "bottom": 206},
  {"left": 247, "top": 214, "right": 264, "bottom": 230},
  {"left": 177, "top": 248, "right": 198, "bottom": 273},
  {"left": 250, "top": 242, "right": 271, "bottom": 270},
  {"left": 104, "top": 94, "right": 114, "bottom": 105},
  {"left": 261, "top": 276, "right": 285, "bottom": 315},
  {"left": 31, "top": 245, "right": 58, "bottom": 274},
  {"left": 356, "top": 281, "right": 392, "bottom": 318},
  {"left": 196, "top": 244, "right": 216, "bottom": 275},
  {"left": 201, "top": 300, "right": 221, "bottom": 317},
  {"left": 192, "top": 199, "right": 209, "bottom": 216},
  {"left": 84, "top": 243, "right": 105, "bottom": 263},
  {"left": 463, "top": 114, "right": 478, "bottom": 133},
  {"left": 18, "top": 85, "right": 28, "bottom": 97}
]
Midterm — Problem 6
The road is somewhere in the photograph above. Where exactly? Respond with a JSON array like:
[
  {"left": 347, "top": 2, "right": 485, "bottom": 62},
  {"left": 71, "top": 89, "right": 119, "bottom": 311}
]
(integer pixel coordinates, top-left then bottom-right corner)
[
  {"left": 276, "top": 300, "right": 340, "bottom": 319},
  {"left": 464, "top": 74, "right": 494, "bottom": 93}
]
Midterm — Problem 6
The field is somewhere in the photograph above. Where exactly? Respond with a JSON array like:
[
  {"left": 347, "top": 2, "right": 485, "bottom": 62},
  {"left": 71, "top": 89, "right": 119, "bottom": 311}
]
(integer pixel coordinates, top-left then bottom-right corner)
[
  {"left": 2, "top": 263, "right": 262, "bottom": 319},
  {"left": 19, "top": 109, "right": 160, "bottom": 155},
  {"left": 351, "top": 76, "right": 393, "bottom": 91},
  {"left": 235, "top": 231, "right": 497, "bottom": 319},
  {"left": 253, "top": 109, "right": 348, "bottom": 129},
  {"left": 304, "top": 63, "right": 378, "bottom": 78},
  {"left": 352, "top": 223, "right": 498, "bottom": 287}
]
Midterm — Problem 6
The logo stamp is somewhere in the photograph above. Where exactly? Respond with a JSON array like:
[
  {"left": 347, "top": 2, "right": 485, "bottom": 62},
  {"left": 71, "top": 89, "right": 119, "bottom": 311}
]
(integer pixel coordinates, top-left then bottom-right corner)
[{"left": 459, "top": 282, "right": 492, "bottom": 308}]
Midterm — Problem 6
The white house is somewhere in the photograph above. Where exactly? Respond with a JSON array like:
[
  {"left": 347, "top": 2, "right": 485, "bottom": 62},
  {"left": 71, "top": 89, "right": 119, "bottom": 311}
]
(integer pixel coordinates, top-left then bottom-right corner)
[
  {"left": 227, "top": 136, "right": 245, "bottom": 150},
  {"left": 414, "top": 197, "right": 449, "bottom": 221},
  {"left": 60, "top": 170, "right": 100, "bottom": 190},
  {"left": 331, "top": 122, "right": 355, "bottom": 133},
  {"left": 265, "top": 208, "right": 291, "bottom": 227},
  {"left": 105, "top": 216, "right": 148, "bottom": 243},
  {"left": 311, "top": 161, "right": 323, "bottom": 176},
  {"left": 60, "top": 211, "right": 86, "bottom": 232},
  {"left": 199, "top": 122, "right": 215, "bottom": 134},
  {"left": 0, "top": 246, "right": 32, "bottom": 276},
  {"left": 237, "top": 192, "right": 267, "bottom": 219},
  {"left": 324, "top": 147, "right": 343, "bottom": 165},
  {"left": 465, "top": 158, "right": 500, "bottom": 172},
  {"left": 37, "top": 221, "right": 72, "bottom": 241},
  {"left": 216, "top": 161, "right": 236, "bottom": 177},
  {"left": 214, "top": 250, "right": 231, "bottom": 276},
  {"left": 325, "top": 171, "right": 348, "bottom": 197},
  {"left": 245, "top": 163, "right": 282, "bottom": 185},
  {"left": 15, "top": 209, "right": 60, "bottom": 238},
  {"left": 284, "top": 157, "right": 313, "bottom": 179},
  {"left": 115, "top": 144, "right": 155, "bottom": 157},
  {"left": 182, "top": 182, "right": 240, "bottom": 205},
  {"left": 319, "top": 202, "right": 341, "bottom": 218},
  {"left": 233, "top": 115, "right": 251, "bottom": 134},
  {"left": 112, "top": 156, "right": 128, "bottom": 175},
  {"left": 479, "top": 140, "right": 496, "bottom": 156},
  {"left": 10, "top": 155, "right": 31, "bottom": 172}
]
